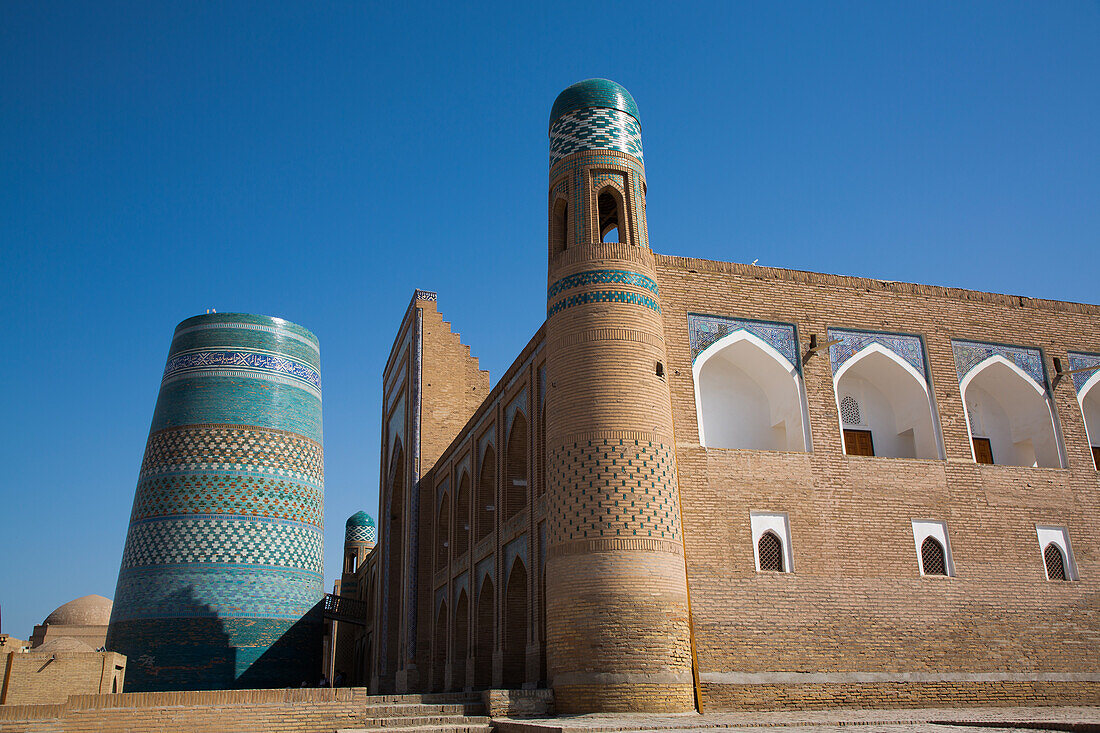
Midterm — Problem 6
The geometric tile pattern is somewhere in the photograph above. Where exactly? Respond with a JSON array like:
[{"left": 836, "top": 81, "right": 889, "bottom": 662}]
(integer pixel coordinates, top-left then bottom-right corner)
[
  {"left": 828, "top": 328, "right": 928, "bottom": 378},
  {"left": 550, "top": 108, "right": 643, "bottom": 167},
  {"left": 548, "top": 289, "right": 661, "bottom": 317},
  {"left": 688, "top": 313, "right": 798, "bottom": 367},
  {"left": 162, "top": 348, "right": 322, "bottom": 398},
  {"left": 120, "top": 516, "right": 324, "bottom": 574},
  {"left": 548, "top": 438, "right": 680, "bottom": 542},
  {"left": 139, "top": 425, "right": 323, "bottom": 485},
  {"left": 131, "top": 472, "right": 323, "bottom": 526},
  {"left": 952, "top": 339, "right": 1047, "bottom": 391},
  {"left": 346, "top": 522, "right": 377, "bottom": 544},
  {"left": 1067, "top": 352, "right": 1100, "bottom": 394},
  {"left": 547, "top": 268, "right": 659, "bottom": 300},
  {"left": 549, "top": 151, "right": 647, "bottom": 248}
]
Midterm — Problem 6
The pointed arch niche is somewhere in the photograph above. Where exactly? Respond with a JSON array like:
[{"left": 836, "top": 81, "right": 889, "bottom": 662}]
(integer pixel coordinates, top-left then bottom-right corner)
[
  {"left": 954, "top": 341, "right": 1063, "bottom": 468},
  {"left": 689, "top": 315, "right": 810, "bottom": 452},
  {"left": 1068, "top": 352, "right": 1100, "bottom": 470},
  {"left": 829, "top": 330, "right": 943, "bottom": 460}
]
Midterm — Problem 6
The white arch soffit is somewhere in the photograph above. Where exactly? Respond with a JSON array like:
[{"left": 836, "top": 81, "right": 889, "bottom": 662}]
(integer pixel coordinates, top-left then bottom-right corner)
[
  {"left": 692, "top": 329, "right": 801, "bottom": 450},
  {"left": 833, "top": 342, "right": 930, "bottom": 396},
  {"left": 959, "top": 354, "right": 1046, "bottom": 398},
  {"left": 693, "top": 329, "right": 798, "bottom": 381}
]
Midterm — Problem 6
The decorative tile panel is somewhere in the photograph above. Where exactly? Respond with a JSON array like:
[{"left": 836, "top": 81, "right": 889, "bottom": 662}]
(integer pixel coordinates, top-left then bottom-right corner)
[
  {"left": 828, "top": 328, "right": 928, "bottom": 378},
  {"left": 952, "top": 340, "right": 1047, "bottom": 391},
  {"left": 549, "top": 108, "right": 643, "bottom": 167},
  {"left": 547, "top": 269, "right": 659, "bottom": 299},
  {"left": 1067, "top": 352, "right": 1100, "bottom": 394},
  {"left": 688, "top": 314, "right": 798, "bottom": 368},
  {"left": 162, "top": 348, "right": 321, "bottom": 398},
  {"left": 548, "top": 290, "right": 661, "bottom": 317}
]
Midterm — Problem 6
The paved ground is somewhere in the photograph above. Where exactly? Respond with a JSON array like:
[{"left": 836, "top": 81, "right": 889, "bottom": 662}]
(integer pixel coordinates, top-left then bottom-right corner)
[{"left": 492, "top": 706, "right": 1100, "bottom": 732}]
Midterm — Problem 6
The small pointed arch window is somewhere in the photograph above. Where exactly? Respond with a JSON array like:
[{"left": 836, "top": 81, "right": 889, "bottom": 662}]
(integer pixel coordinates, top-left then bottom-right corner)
[
  {"left": 750, "top": 511, "right": 792, "bottom": 573},
  {"left": 551, "top": 198, "right": 568, "bottom": 253},
  {"left": 912, "top": 520, "right": 953, "bottom": 577},
  {"left": 757, "top": 532, "right": 784, "bottom": 572},
  {"left": 1036, "top": 525, "right": 1077, "bottom": 581},
  {"left": 1043, "top": 543, "right": 1067, "bottom": 581},
  {"left": 597, "top": 186, "right": 626, "bottom": 244}
]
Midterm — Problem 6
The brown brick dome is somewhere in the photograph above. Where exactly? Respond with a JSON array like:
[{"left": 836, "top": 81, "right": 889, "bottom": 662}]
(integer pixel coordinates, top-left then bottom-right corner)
[{"left": 43, "top": 595, "right": 112, "bottom": 627}]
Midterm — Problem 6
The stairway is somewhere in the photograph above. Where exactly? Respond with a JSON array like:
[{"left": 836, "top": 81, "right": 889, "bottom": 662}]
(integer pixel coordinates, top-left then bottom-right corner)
[{"left": 335, "top": 692, "right": 491, "bottom": 733}]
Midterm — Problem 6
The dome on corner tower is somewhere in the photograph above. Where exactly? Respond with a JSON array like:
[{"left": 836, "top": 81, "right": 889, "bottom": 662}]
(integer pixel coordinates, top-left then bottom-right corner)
[
  {"left": 345, "top": 511, "right": 376, "bottom": 544},
  {"left": 549, "top": 79, "right": 640, "bottom": 129}
]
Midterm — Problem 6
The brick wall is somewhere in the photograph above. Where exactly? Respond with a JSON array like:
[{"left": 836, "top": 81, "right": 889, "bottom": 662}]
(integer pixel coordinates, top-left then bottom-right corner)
[
  {"left": 1, "top": 652, "right": 125, "bottom": 706},
  {"left": 657, "top": 255, "right": 1100, "bottom": 710}
]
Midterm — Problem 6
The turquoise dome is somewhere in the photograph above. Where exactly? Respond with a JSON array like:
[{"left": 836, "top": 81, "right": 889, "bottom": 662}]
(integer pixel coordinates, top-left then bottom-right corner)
[
  {"left": 550, "top": 79, "right": 639, "bottom": 129},
  {"left": 346, "top": 511, "right": 375, "bottom": 529}
]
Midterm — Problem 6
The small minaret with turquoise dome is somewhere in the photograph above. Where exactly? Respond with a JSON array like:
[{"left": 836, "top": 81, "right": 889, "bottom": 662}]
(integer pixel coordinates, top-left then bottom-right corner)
[{"left": 342, "top": 511, "right": 376, "bottom": 589}]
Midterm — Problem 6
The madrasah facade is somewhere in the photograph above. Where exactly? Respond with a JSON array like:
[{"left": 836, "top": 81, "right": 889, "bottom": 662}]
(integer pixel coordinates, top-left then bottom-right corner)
[{"left": 328, "top": 79, "right": 1100, "bottom": 712}]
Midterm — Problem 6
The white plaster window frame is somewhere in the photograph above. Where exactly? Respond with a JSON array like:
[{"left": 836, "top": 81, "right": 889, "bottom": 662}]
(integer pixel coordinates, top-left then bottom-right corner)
[
  {"left": 911, "top": 519, "right": 955, "bottom": 577},
  {"left": 1036, "top": 525, "right": 1078, "bottom": 581},
  {"left": 750, "top": 511, "right": 793, "bottom": 573}
]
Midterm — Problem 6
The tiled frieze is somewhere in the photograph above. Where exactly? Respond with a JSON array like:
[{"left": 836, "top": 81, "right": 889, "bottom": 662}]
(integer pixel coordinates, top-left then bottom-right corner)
[
  {"left": 547, "top": 268, "right": 659, "bottom": 299},
  {"left": 828, "top": 328, "right": 928, "bottom": 378},
  {"left": 688, "top": 313, "right": 798, "bottom": 367},
  {"left": 548, "top": 289, "right": 661, "bottom": 317},
  {"left": 1067, "top": 352, "right": 1100, "bottom": 394},
  {"left": 107, "top": 313, "right": 324, "bottom": 692},
  {"left": 549, "top": 107, "right": 643, "bottom": 167},
  {"left": 952, "top": 339, "right": 1047, "bottom": 391}
]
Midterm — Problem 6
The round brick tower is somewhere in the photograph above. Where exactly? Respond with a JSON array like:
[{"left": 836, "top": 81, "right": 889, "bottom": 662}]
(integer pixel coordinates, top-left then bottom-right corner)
[
  {"left": 544, "top": 80, "right": 695, "bottom": 712},
  {"left": 106, "top": 313, "right": 325, "bottom": 691}
]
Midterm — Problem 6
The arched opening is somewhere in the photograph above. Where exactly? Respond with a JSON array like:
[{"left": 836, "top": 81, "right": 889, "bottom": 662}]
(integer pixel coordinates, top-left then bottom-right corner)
[
  {"left": 962, "top": 356, "right": 1061, "bottom": 467},
  {"left": 477, "top": 447, "right": 496, "bottom": 543},
  {"left": 1078, "top": 373, "right": 1100, "bottom": 470},
  {"left": 551, "top": 198, "right": 568, "bottom": 252},
  {"left": 598, "top": 188, "right": 622, "bottom": 243},
  {"left": 920, "top": 537, "right": 947, "bottom": 576},
  {"left": 502, "top": 557, "right": 528, "bottom": 688},
  {"left": 455, "top": 472, "right": 470, "bottom": 557},
  {"left": 504, "top": 415, "right": 528, "bottom": 520},
  {"left": 694, "top": 331, "right": 809, "bottom": 451},
  {"left": 436, "top": 493, "right": 450, "bottom": 570},
  {"left": 1044, "top": 543, "right": 1067, "bottom": 581},
  {"left": 345, "top": 551, "right": 357, "bottom": 574},
  {"left": 835, "top": 345, "right": 941, "bottom": 459},
  {"left": 757, "top": 531, "right": 784, "bottom": 572},
  {"left": 384, "top": 445, "right": 405, "bottom": 680},
  {"left": 474, "top": 575, "right": 494, "bottom": 690},
  {"left": 432, "top": 600, "right": 448, "bottom": 691},
  {"left": 453, "top": 590, "right": 469, "bottom": 691}
]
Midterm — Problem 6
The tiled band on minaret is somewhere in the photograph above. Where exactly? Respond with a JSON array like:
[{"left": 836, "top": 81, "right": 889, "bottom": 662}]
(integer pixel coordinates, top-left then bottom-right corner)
[
  {"left": 544, "top": 79, "right": 695, "bottom": 713},
  {"left": 106, "top": 313, "right": 325, "bottom": 691}
]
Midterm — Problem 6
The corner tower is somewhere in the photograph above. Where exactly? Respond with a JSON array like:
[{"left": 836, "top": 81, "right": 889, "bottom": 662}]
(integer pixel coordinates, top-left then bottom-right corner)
[{"left": 544, "top": 80, "right": 694, "bottom": 712}]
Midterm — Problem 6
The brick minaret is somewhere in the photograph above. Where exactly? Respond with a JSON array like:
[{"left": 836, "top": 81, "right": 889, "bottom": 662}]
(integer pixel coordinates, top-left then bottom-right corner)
[{"left": 543, "top": 79, "right": 695, "bottom": 713}]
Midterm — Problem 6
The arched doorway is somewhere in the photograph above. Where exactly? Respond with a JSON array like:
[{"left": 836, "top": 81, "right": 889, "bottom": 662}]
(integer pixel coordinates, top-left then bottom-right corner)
[
  {"left": 453, "top": 590, "right": 469, "bottom": 691},
  {"left": 1077, "top": 370, "right": 1100, "bottom": 469},
  {"left": 436, "top": 492, "right": 449, "bottom": 570},
  {"left": 432, "top": 600, "right": 448, "bottom": 692},
  {"left": 384, "top": 444, "right": 405, "bottom": 683},
  {"left": 477, "top": 447, "right": 496, "bottom": 542},
  {"left": 455, "top": 472, "right": 471, "bottom": 557},
  {"left": 504, "top": 415, "right": 528, "bottom": 520}
]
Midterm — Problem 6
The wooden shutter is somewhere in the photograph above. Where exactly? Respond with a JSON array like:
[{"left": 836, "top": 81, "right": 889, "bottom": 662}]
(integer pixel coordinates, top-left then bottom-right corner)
[
  {"left": 973, "top": 437, "right": 994, "bottom": 465},
  {"left": 843, "top": 429, "right": 875, "bottom": 457}
]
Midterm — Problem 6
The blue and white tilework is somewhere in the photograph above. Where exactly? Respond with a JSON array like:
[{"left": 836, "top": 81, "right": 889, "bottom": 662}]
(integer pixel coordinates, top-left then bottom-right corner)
[
  {"left": 1067, "top": 352, "right": 1100, "bottom": 394},
  {"left": 548, "top": 269, "right": 659, "bottom": 300},
  {"left": 688, "top": 314, "right": 799, "bottom": 368},
  {"left": 952, "top": 340, "right": 1047, "bottom": 391},
  {"left": 828, "top": 329, "right": 928, "bottom": 379},
  {"left": 549, "top": 108, "right": 643, "bottom": 167},
  {"left": 345, "top": 512, "right": 377, "bottom": 544}
]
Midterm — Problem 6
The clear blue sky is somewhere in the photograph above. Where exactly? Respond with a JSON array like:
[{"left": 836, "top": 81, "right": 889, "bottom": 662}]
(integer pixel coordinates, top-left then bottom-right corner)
[{"left": 2, "top": 1, "right": 1098, "bottom": 638}]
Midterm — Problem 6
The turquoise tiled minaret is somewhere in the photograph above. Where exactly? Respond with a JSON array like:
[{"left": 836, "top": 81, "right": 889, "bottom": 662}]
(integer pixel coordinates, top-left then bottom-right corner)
[{"left": 105, "top": 313, "right": 325, "bottom": 691}]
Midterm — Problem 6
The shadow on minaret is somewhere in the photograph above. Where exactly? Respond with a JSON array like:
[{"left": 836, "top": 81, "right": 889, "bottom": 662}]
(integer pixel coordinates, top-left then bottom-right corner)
[
  {"left": 106, "top": 585, "right": 235, "bottom": 692},
  {"left": 235, "top": 600, "right": 324, "bottom": 689}
]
